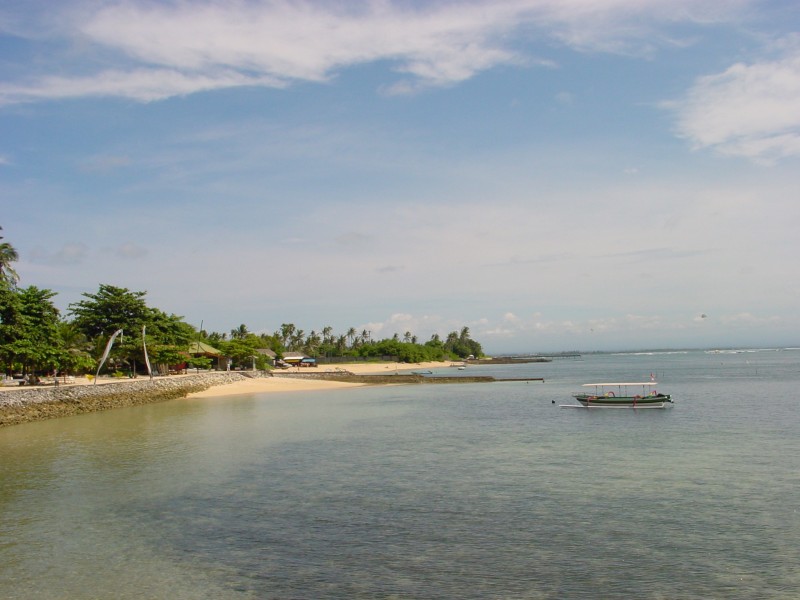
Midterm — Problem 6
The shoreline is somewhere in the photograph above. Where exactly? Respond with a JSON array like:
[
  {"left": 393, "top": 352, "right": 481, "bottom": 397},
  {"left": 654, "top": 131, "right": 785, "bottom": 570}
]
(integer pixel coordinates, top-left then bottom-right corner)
[
  {"left": 0, "top": 361, "right": 460, "bottom": 427},
  {"left": 185, "top": 360, "right": 458, "bottom": 398}
]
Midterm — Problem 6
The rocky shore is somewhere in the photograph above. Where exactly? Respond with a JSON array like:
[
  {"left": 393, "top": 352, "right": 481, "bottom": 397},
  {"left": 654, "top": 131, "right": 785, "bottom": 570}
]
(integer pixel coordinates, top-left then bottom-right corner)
[
  {"left": 272, "top": 371, "right": 497, "bottom": 385},
  {"left": 0, "top": 372, "right": 249, "bottom": 428}
]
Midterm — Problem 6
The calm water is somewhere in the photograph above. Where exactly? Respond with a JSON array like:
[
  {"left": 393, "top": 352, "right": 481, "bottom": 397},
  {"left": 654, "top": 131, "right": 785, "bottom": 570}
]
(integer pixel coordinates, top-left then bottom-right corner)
[{"left": 1, "top": 350, "right": 799, "bottom": 599}]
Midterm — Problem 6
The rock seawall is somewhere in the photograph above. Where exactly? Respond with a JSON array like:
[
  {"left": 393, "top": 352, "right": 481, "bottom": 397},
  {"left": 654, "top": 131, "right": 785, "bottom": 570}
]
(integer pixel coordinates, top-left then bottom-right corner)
[
  {"left": 0, "top": 372, "right": 249, "bottom": 428},
  {"left": 272, "top": 372, "right": 497, "bottom": 385}
]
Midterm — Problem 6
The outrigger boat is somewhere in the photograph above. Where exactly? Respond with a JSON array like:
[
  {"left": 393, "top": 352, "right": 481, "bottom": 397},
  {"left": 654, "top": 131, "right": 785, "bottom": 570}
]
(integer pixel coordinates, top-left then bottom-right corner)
[{"left": 569, "top": 382, "right": 673, "bottom": 409}]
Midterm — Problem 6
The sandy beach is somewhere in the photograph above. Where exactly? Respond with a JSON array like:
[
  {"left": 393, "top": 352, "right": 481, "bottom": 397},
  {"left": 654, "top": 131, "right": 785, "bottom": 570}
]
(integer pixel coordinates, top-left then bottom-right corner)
[
  {"left": 186, "top": 361, "right": 459, "bottom": 398},
  {"left": 1, "top": 360, "right": 460, "bottom": 400},
  {"left": 0, "top": 361, "right": 463, "bottom": 428}
]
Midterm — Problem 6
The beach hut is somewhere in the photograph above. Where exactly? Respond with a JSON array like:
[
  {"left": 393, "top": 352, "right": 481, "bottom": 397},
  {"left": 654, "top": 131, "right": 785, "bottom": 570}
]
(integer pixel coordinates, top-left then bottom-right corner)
[
  {"left": 186, "top": 340, "right": 226, "bottom": 370},
  {"left": 255, "top": 348, "right": 277, "bottom": 366}
]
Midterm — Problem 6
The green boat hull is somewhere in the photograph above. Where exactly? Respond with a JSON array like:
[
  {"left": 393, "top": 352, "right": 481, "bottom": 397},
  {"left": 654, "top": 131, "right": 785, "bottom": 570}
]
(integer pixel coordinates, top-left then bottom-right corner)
[{"left": 573, "top": 393, "right": 673, "bottom": 408}]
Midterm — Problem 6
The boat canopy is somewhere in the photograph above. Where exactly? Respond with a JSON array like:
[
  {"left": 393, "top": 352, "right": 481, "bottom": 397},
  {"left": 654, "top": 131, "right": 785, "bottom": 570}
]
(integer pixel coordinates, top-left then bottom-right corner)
[{"left": 582, "top": 382, "right": 657, "bottom": 387}]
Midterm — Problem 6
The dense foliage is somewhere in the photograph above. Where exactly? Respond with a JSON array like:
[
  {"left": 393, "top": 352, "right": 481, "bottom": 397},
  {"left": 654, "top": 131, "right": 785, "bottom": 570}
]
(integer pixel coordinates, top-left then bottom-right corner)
[{"left": 0, "top": 227, "right": 484, "bottom": 377}]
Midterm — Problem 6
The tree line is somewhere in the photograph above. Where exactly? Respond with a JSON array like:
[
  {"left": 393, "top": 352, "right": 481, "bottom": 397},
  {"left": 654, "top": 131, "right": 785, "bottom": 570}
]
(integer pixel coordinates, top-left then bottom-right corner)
[{"left": 0, "top": 227, "right": 483, "bottom": 379}]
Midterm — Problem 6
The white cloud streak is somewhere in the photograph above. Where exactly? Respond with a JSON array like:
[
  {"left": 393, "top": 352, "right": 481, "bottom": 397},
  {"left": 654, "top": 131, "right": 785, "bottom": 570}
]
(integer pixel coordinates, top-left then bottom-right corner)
[
  {"left": 0, "top": 0, "right": 748, "bottom": 104},
  {"left": 1, "top": 68, "right": 284, "bottom": 104},
  {"left": 29, "top": 242, "right": 89, "bottom": 266}
]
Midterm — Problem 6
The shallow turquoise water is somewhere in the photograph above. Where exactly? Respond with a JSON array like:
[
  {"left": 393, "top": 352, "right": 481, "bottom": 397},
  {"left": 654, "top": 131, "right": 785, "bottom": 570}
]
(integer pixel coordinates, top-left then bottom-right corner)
[{"left": 1, "top": 350, "right": 799, "bottom": 598}]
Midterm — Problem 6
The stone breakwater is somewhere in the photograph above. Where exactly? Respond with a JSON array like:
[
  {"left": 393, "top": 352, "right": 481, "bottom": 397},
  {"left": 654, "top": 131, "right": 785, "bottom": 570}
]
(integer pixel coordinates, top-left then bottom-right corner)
[
  {"left": 0, "top": 372, "right": 249, "bottom": 428},
  {"left": 272, "top": 372, "right": 498, "bottom": 385}
]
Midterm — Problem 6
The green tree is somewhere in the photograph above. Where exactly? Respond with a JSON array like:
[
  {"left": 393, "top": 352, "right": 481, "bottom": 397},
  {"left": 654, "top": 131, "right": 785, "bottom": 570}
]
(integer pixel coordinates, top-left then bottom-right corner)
[
  {"left": 56, "top": 322, "right": 95, "bottom": 376},
  {"left": 0, "top": 285, "right": 23, "bottom": 372},
  {"left": 150, "top": 345, "right": 187, "bottom": 374},
  {"left": 69, "top": 284, "right": 151, "bottom": 374},
  {"left": 69, "top": 284, "right": 195, "bottom": 375},
  {"left": 304, "top": 330, "right": 321, "bottom": 357},
  {"left": 443, "top": 327, "right": 483, "bottom": 359},
  {"left": 0, "top": 226, "right": 20, "bottom": 288},
  {"left": 217, "top": 337, "right": 260, "bottom": 369},
  {"left": 207, "top": 331, "right": 225, "bottom": 345},
  {"left": 230, "top": 323, "right": 249, "bottom": 339},
  {"left": 147, "top": 308, "right": 195, "bottom": 347},
  {"left": 289, "top": 329, "right": 304, "bottom": 351},
  {"left": 186, "top": 355, "right": 213, "bottom": 371},
  {"left": 143, "top": 309, "right": 195, "bottom": 375},
  {"left": 0, "top": 286, "right": 63, "bottom": 377},
  {"left": 258, "top": 332, "right": 283, "bottom": 354},
  {"left": 69, "top": 284, "right": 150, "bottom": 339},
  {"left": 278, "top": 323, "right": 296, "bottom": 347}
]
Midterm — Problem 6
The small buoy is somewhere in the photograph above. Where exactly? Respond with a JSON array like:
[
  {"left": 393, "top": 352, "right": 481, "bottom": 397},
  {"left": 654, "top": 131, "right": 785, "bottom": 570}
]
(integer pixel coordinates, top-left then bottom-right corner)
[{"left": 551, "top": 400, "right": 555, "bottom": 404}]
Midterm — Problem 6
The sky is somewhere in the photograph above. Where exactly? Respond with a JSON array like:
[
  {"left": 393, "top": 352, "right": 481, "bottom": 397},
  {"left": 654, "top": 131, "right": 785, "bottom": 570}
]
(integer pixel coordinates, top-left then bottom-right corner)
[{"left": 1, "top": 0, "right": 799, "bottom": 353}]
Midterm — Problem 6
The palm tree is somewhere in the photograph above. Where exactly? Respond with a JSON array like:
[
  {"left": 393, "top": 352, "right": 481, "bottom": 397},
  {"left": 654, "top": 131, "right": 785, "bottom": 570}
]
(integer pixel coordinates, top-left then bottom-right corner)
[
  {"left": 290, "top": 330, "right": 305, "bottom": 351},
  {"left": 403, "top": 331, "right": 412, "bottom": 343},
  {"left": 231, "top": 323, "right": 249, "bottom": 339},
  {"left": 322, "top": 326, "right": 333, "bottom": 345},
  {"left": 304, "top": 330, "right": 321, "bottom": 356},
  {"left": 279, "top": 323, "right": 296, "bottom": 347},
  {"left": 346, "top": 327, "right": 357, "bottom": 348},
  {"left": 0, "top": 226, "right": 20, "bottom": 287}
]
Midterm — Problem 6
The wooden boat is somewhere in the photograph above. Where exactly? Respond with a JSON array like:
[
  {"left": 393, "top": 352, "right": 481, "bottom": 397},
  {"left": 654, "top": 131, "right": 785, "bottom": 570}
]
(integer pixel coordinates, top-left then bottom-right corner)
[{"left": 571, "top": 382, "right": 673, "bottom": 408}]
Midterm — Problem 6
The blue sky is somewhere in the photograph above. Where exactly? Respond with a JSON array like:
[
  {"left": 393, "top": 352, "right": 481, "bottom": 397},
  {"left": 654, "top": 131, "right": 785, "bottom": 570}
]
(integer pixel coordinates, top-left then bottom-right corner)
[{"left": 2, "top": 0, "right": 799, "bottom": 353}]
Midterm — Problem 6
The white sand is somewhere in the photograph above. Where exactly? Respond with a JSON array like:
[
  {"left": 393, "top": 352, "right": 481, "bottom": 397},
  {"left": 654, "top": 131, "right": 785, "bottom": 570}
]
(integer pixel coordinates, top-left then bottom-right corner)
[{"left": 186, "top": 361, "right": 458, "bottom": 398}]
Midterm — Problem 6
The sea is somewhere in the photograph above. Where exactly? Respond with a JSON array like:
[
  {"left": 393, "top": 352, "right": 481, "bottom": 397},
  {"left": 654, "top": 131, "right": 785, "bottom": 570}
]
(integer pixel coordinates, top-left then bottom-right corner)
[{"left": 1, "top": 349, "right": 798, "bottom": 599}]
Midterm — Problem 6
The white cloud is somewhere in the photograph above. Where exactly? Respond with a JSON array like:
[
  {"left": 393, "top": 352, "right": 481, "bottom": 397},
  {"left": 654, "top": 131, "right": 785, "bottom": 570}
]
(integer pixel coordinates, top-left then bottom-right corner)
[
  {"left": 80, "top": 154, "right": 131, "bottom": 172},
  {"left": 555, "top": 91, "right": 574, "bottom": 104},
  {"left": 718, "top": 312, "right": 781, "bottom": 326},
  {"left": 335, "top": 231, "right": 373, "bottom": 248},
  {"left": 671, "top": 37, "right": 800, "bottom": 162},
  {"left": 115, "top": 243, "right": 148, "bottom": 259},
  {"left": 29, "top": 242, "right": 89, "bottom": 266},
  {"left": 0, "top": 0, "right": 753, "bottom": 104},
  {"left": 467, "top": 309, "right": 796, "bottom": 352},
  {"left": 376, "top": 265, "right": 405, "bottom": 274},
  {"left": 352, "top": 312, "right": 478, "bottom": 342},
  {"left": 0, "top": 68, "right": 283, "bottom": 104}
]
